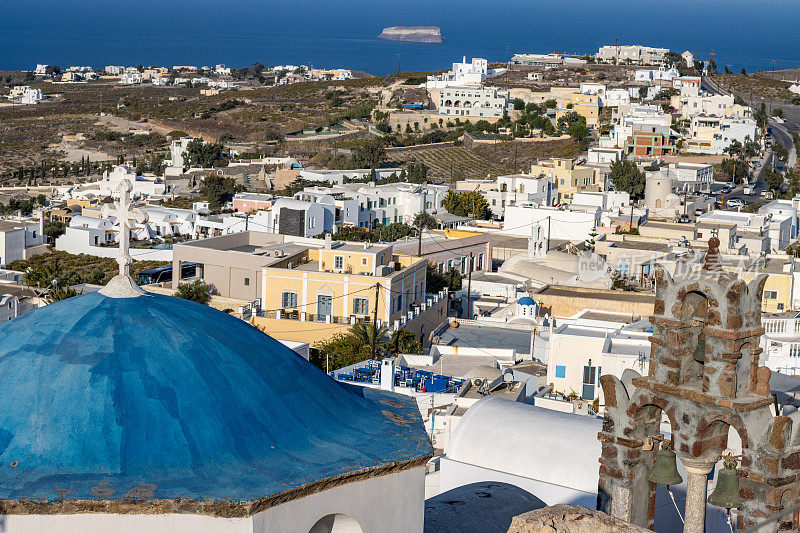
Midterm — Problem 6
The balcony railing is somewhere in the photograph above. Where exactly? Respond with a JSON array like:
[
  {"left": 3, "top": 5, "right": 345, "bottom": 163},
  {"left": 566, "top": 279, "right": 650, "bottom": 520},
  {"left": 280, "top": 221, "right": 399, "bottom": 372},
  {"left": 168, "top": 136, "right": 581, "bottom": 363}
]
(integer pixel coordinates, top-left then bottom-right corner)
[
  {"left": 763, "top": 317, "right": 800, "bottom": 336},
  {"left": 247, "top": 288, "right": 449, "bottom": 332}
]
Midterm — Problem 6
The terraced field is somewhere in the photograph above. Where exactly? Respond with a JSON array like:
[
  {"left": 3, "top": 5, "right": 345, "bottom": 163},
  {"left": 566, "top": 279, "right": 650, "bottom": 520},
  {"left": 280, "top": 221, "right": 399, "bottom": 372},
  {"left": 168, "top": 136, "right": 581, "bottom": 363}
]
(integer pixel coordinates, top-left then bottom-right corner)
[
  {"left": 389, "top": 137, "right": 581, "bottom": 181},
  {"left": 390, "top": 145, "right": 505, "bottom": 181}
]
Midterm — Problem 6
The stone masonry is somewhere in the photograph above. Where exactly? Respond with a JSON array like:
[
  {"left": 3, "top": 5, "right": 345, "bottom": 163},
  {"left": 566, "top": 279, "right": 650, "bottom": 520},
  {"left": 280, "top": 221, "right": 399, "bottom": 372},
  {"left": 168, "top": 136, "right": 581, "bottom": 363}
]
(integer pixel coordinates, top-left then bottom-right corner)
[{"left": 597, "top": 239, "right": 800, "bottom": 532}]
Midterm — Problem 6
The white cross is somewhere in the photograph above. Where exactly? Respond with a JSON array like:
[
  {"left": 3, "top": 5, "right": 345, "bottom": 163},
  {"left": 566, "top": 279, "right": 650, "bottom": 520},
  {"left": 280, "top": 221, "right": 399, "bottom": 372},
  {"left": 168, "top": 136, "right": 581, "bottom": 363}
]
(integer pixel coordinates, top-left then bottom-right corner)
[{"left": 102, "top": 179, "right": 148, "bottom": 278}]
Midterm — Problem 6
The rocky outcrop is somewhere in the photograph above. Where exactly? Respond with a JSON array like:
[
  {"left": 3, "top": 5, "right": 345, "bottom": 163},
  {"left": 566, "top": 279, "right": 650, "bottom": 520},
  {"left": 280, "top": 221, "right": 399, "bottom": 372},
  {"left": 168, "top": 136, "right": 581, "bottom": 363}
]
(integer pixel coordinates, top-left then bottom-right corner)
[
  {"left": 378, "top": 26, "right": 443, "bottom": 43},
  {"left": 507, "top": 505, "right": 651, "bottom": 533}
]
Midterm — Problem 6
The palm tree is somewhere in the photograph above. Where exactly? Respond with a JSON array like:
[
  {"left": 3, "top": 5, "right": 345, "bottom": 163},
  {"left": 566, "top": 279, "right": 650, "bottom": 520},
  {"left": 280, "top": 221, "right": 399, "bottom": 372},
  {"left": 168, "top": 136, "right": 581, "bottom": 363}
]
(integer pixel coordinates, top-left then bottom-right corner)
[
  {"left": 412, "top": 211, "right": 437, "bottom": 256},
  {"left": 46, "top": 287, "right": 79, "bottom": 303},
  {"left": 24, "top": 264, "right": 55, "bottom": 289},
  {"left": 351, "top": 323, "right": 389, "bottom": 359},
  {"left": 390, "top": 330, "right": 422, "bottom": 355}
]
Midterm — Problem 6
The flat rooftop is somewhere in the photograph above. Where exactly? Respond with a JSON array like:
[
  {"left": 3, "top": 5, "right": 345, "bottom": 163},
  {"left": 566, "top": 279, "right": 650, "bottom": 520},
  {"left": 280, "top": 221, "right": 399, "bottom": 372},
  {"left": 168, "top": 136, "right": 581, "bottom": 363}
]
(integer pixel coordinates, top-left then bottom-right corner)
[
  {"left": 535, "top": 286, "right": 656, "bottom": 304},
  {"left": 405, "top": 354, "right": 505, "bottom": 380},
  {"left": 438, "top": 323, "right": 534, "bottom": 356},
  {"left": 608, "top": 241, "right": 669, "bottom": 251},
  {"left": 0, "top": 220, "right": 30, "bottom": 232}
]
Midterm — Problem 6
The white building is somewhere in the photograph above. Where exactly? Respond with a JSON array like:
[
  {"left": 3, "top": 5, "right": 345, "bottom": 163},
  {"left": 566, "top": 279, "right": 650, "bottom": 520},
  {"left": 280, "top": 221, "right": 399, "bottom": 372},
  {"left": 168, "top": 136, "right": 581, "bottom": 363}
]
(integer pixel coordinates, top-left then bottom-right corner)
[
  {"left": 571, "top": 190, "right": 630, "bottom": 211},
  {"left": 7, "top": 86, "right": 43, "bottom": 105},
  {"left": 140, "top": 206, "right": 197, "bottom": 237},
  {"left": 685, "top": 115, "right": 758, "bottom": 155},
  {"left": 104, "top": 65, "right": 124, "bottom": 75},
  {"left": 439, "top": 398, "right": 602, "bottom": 508},
  {"left": 55, "top": 214, "right": 174, "bottom": 260},
  {"left": 485, "top": 175, "right": 553, "bottom": 218},
  {"left": 698, "top": 210, "right": 792, "bottom": 252},
  {"left": 667, "top": 162, "right": 715, "bottom": 192},
  {"left": 509, "top": 53, "right": 586, "bottom": 68},
  {"left": 270, "top": 197, "right": 328, "bottom": 237},
  {"left": 587, "top": 147, "right": 623, "bottom": 164},
  {"left": 672, "top": 89, "right": 750, "bottom": 120},
  {"left": 682, "top": 51, "right": 694, "bottom": 68},
  {"left": 634, "top": 66, "right": 679, "bottom": 82},
  {"left": 426, "top": 57, "right": 498, "bottom": 89},
  {"left": 439, "top": 86, "right": 509, "bottom": 118},
  {"left": 0, "top": 219, "right": 46, "bottom": 266},
  {"left": 56, "top": 215, "right": 115, "bottom": 249},
  {"left": 297, "top": 181, "right": 449, "bottom": 229},
  {"left": 0, "top": 294, "right": 21, "bottom": 322},
  {"left": 120, "top": 71, "right": 143, "bottom": 85},
  {"left": 597, "top": 45, "right": 670, "bottom": 65},
  {"left": 760, "top": 199, "right": 800, "bottom": 239},
  {"left": 503, "top": 204, "right": 601, "bottom": 240},
  {"left": 166, "top": 136, "right": 196, "bottom": 171},
  {"left": 579, "top": 83, "right": 630, "bottom": 108},
  {"left": 297, "top": 168, "right": 403, "bottom": 186},
  {"left": 98, "top": 165, "right": 166, "bottom": 198},
  {"left": 214, "top": 64, "right": 231, "bottom": 76},
  {"left": 545, "top": 315, "right": 652, "bottom": 402}
]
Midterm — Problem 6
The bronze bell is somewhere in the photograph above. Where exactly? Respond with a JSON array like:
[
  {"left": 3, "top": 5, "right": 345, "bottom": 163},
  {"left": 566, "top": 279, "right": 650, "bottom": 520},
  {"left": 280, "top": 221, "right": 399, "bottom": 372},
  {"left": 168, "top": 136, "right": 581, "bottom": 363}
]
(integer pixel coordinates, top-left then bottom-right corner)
[
  {"left": 708, "top": 457, "right": 740, "bottom": 510},
  {"left": 647, "top": 443, "right": 683, "bottom": 486},
  {"left": 693, "top": 331, "right": 706, "bottom": 363}
]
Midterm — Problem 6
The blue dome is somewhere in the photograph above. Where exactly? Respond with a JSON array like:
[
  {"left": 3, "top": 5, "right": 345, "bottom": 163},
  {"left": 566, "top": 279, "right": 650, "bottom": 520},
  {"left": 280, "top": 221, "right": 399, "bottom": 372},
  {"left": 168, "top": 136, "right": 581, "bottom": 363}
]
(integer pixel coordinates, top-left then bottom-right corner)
[
  {"left": 0, "top": 291, "right": 430, "bottom": 509},
  {"left": 517, "top": 296, "right": 535, "bottom": 306}
]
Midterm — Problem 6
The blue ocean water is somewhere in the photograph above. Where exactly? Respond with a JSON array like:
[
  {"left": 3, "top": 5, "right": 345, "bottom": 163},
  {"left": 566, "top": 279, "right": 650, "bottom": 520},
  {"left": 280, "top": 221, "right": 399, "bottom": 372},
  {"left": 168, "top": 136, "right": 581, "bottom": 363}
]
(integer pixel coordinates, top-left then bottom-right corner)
[{"left": 1, "top": 0, "right": 798, "bottom": 76}]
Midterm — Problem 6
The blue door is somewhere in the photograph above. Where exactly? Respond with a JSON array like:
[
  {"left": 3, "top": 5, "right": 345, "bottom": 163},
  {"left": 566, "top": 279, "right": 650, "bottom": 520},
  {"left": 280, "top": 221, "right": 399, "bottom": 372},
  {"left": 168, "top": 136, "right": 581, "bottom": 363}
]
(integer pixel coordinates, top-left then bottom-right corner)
[
  {"left": 317, "top": 295, "right": 332, "bottom": 319},
  {"left": 582, "top": 365, "right": 597, "bottom": 400}
]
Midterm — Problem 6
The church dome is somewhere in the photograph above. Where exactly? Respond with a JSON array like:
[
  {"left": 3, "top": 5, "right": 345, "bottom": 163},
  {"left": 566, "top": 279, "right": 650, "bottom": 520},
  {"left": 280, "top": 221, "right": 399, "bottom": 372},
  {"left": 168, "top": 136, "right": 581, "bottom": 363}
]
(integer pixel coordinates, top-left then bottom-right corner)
[
  {"left": 517, "top": 296, "right": 535, "bottom": 306},
  {"left": 0, "top": 291, "right": 430, "bottom": 513}
]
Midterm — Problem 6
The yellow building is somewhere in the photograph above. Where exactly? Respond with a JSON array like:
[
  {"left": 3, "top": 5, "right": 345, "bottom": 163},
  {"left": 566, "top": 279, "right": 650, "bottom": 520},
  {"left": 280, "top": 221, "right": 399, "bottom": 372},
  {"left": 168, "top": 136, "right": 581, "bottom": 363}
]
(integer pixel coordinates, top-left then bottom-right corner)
[
  {"left": 733, "top": 261, "right": 794, "bottom": 314},
  {"left": 660, "top": 254, "right": 796, "bottom": 313},
  {"left": 529, "top": 158, "right": 600, "bottom": 203},
  {"left": 555, "top": 93, "right": 600, "bottom": 126},
  {"left": 173, "top": 232, "right": 449, "bottom": 346},
  {"left": 255, "top": 243, "right": 447, "bottom": 346}
]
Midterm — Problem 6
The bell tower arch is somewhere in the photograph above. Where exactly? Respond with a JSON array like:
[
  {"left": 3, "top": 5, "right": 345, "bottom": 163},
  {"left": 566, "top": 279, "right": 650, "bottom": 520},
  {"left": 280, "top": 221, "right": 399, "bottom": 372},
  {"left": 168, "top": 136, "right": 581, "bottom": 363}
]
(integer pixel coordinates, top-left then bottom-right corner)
[{"left": 598, "top": 239, "right": 800, "bottom": 532}]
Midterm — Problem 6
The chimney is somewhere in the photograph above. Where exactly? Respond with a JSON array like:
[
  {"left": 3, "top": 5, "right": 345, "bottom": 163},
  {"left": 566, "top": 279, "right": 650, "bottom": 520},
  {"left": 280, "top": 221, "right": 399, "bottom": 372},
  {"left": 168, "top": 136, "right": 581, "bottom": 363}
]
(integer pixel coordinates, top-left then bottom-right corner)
[
  {"left": 324, "top": 233, "right": 332, "bottom": 250},
  {"left": 380, "top": 359, "right": 395, "bottom": 391}
]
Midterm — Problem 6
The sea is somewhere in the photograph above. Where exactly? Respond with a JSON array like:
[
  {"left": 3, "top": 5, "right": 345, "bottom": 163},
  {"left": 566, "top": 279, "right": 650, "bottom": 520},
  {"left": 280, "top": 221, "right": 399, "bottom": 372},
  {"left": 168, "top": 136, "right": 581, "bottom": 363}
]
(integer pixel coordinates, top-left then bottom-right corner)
[{"left": 1, "top": 0, "right": 799, "bottom": 76}]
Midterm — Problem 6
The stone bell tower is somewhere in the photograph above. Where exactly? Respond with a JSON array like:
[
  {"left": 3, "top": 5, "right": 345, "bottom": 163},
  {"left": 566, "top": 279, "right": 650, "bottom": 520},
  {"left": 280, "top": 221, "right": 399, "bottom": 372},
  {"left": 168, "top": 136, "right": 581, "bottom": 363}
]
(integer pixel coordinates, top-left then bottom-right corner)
[{"left": 598, "top": 239, "right": 800, "bottom": 532}]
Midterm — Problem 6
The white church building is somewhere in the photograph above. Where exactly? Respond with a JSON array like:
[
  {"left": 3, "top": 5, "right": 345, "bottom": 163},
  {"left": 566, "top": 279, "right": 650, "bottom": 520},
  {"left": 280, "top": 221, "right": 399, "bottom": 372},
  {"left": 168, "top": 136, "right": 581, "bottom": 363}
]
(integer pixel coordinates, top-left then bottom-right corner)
[{"left": 0, "top": 179, "right": 432, "bottom": 532}]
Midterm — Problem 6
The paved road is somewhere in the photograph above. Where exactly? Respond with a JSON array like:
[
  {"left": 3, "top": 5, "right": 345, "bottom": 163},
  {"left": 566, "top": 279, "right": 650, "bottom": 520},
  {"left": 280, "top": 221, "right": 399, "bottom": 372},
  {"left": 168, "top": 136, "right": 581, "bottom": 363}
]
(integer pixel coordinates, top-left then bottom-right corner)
[{"left": 703, "top": 75, "right": 800, "bottom": 133}]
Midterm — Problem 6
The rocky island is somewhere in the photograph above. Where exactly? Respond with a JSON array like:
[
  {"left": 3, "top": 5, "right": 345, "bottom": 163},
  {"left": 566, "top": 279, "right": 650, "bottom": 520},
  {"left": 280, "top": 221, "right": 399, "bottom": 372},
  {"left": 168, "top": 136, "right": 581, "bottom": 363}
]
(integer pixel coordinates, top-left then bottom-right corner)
[{"left": 378, "top": 26, "right": 444, "bottom": 44}]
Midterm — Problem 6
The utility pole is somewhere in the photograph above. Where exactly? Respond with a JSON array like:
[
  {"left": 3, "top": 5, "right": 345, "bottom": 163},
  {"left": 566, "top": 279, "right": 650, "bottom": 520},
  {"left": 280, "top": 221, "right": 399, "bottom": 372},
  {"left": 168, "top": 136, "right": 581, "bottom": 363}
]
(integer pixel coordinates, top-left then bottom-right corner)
[
  {"left": 546, "top": 216, "right": 551, "bottom": 252},
  {"left": 771, "top": 59, "right": 776, "bottom": 73},
  {"left": 371, "top": 282, "right": 380, "bottom": 360},
  {"left": 245, "top": 212, "right": 250, "bottom": 231},
  {"left": 629, "top": 202, "right": 635, "bottom": 231},
  {"left": 465, "top": 253, "right": 474, "bottom": 320},
  {"left": 397, "top": 53, "right": 401, "bottom": 76}
]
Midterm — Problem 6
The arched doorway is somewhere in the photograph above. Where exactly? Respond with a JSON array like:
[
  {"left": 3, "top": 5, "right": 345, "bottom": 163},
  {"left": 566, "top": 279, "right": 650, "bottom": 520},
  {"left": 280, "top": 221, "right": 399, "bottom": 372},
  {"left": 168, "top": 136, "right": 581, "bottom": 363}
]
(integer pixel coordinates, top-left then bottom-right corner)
[{"left": 309, "top": 513, "right": 363, "bottom": 533}]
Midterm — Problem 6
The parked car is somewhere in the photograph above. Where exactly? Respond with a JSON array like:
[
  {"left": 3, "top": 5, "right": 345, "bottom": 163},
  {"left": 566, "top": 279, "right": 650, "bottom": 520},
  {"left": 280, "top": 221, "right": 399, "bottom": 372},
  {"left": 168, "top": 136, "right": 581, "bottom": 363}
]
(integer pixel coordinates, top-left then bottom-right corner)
[
  {"left": 720, "top": 185, "right": 732, "bottom": 193},
  {"left": 727, "top": 198, "right": 744, "bottom": 208}
]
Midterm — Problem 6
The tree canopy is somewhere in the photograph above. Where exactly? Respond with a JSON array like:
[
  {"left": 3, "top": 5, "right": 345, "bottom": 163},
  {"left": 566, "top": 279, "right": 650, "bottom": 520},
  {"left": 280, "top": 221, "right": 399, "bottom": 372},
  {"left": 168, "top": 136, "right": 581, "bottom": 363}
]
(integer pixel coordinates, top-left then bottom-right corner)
[
  {"left": 608, "top": 160, "right": 645, "bottom": 201},
  {"left": 182, "top": 139, "right": 228, "bottom": 168},
  {"left": 176, "top": 280, "right": 211, "bottom": 305},
  {"left": 202, "top": 175, "right": 236, "bottom": 211},
  {"left": 442, "top": 190, "right": 492, "bottom": 219}
]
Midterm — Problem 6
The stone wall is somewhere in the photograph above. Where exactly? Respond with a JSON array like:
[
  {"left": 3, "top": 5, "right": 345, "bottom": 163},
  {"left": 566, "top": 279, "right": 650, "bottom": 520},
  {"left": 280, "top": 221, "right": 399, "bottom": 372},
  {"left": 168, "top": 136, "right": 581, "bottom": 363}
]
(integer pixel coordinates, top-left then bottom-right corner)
[{"left": 508, "top": 505, "right": 650, "bottom": 533}]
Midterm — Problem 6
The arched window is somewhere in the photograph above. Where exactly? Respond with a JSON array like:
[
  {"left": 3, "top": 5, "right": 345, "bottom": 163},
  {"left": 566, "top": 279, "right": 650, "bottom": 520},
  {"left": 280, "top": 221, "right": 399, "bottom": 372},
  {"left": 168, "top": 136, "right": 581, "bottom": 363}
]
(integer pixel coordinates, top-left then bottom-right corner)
[
  {"left": 309, "top": 514, "right": 363, "bottom": 533},
  {"left": 655, "top": 199, "right": 662, "bottom": 208}
]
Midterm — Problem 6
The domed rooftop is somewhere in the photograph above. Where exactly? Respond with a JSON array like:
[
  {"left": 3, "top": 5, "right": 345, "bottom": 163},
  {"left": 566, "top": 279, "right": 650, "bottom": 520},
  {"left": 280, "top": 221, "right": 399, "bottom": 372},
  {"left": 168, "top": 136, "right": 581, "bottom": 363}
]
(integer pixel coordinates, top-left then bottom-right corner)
[
  {"left": 0, "top": 290, "right": 430, "bottom": 514},
  {"left": 517, "top": 296, "right": 535, "bottom": 306}
]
